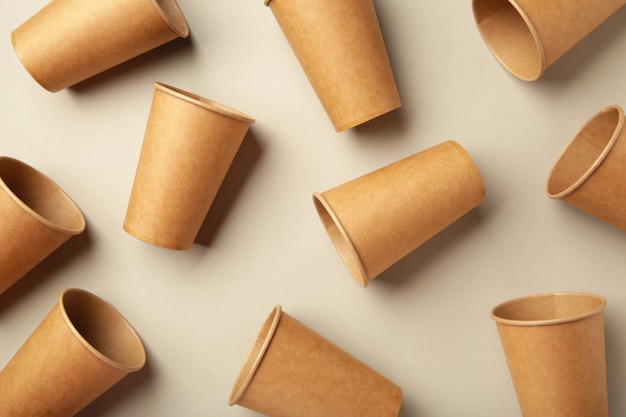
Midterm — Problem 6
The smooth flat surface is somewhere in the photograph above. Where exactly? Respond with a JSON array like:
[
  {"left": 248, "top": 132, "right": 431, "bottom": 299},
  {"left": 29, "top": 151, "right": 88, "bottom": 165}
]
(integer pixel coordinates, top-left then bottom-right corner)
[{"left": 2, "top": 1, "right": 626, "bottom": 416}]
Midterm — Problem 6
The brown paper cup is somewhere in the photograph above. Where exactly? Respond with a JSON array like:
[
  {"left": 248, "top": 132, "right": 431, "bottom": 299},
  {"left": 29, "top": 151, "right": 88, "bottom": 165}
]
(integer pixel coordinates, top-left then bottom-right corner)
[
  {"left": 0, "top": 157, "right": 85, "bottom": 296},
  {"left": 229, "top": 305, "right": 403, "bottom": 417},
  {"left": 546, "top": 105, "right": 626, "bottom": 232},
  {"left": 11, "top": 0, "right": 189, "bottom": 92},
  {"left": 124, "top": 82, "right": 255, "bottom": 250},
  {"left": 265, "top": 0, "right": 401, "bottom": 131},
  {"left": 0, "top": 288, "right": 146, "bottom": 416},
  {"left": 472, "top": 0, "right": 626, "bottom": 81},
  {"left": 491, "top": 292, "right": 607, "bottom": 417},
  {"left": 313, "top": 140, "right": 486, "bottom": 286}
]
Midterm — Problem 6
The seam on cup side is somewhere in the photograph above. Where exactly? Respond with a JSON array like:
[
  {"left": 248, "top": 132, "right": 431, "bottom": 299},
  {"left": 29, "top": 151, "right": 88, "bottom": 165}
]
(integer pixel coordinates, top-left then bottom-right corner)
[{"left": 228, "top": 306, "right": 283, "bottom": 406}]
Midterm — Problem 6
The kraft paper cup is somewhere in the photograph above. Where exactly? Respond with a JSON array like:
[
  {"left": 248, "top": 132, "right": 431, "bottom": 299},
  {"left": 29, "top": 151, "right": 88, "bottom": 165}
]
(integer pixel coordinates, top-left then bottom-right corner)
[
  {"left": 472, "top": 0, "right": 626, "bottom": 81},
  {"left": 124, "top": 82, "right": 255, "bottom": 250},
  {"left": 491, "top": 292, "right": 607, "bottom": 417},
  {"left": 313, "top": 140, "right": 486, "bottom": 286},
  {"left": 11, "top": 0, "right": 189, "bottom": 92},
  {"left": 229, "top": 305, "right": 403, "bottom": 417},
  {"left": 547, "top": 105, "right": 626, "bottom": 232},
  {"left": 0, "top": 288, "right": 146, "bottom": 416},
  {"left": 265, "top": 0, "right": 401, "bottom": 131},
  {"left": 0, "top": 157, "right": 85, "bottom": 296}
]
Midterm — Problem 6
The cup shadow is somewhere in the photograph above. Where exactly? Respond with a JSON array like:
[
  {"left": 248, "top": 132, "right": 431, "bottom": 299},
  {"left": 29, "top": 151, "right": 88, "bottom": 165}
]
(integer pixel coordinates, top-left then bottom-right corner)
[
  {"left": 0, "top": 227, "right": 92, "bottom": 314},
  {"left": 194, "top": 129, "right": 264, "bottom": 247}
]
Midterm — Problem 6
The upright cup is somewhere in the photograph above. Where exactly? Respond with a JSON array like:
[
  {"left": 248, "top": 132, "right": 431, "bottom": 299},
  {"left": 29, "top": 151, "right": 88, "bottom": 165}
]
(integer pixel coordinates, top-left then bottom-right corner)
[
  {"left": 472, "top": 0, "right": 626, "bottom": 81},
  {"left": 491, "top": 292, "right": 607, "bottom": 417},
  {"left": 264, "top": 0, "right": 401, "bottom": 131},
  {"left": 0, "top": 156, "right": 85, "bottom": 296},
  {"left": 124, "top": 82, "right": 255, "bottom": 250},
  {"left": 0, "top": 288, "right": 147, "bottom": 416},
  {"left": 229, "top": 306, "right": 403, "bottom": 417},
  {"left": 313, "top": 140, "right": 486, "bottom": 286},
  {"left": 11, "top": 0, "right": 189, "bottom": 92},
  {"left": 547, "top": 105, "right": 626, "bottom": 232}
]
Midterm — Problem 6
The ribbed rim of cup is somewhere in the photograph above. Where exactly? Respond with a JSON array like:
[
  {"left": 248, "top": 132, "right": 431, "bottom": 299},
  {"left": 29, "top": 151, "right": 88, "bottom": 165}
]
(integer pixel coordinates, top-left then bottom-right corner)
[
  {"left": 491, "top": 292, "right": 606, "bottom": 327},
  {"left": 59, "top": 288, "right": 147, "bottom": 372},
  {"left": 547, "top": 105, "right": 624, "bottom": 199},
  {"left": 312, "top": 192, "right": 369, "bottom": 287},
  {"left": 151, "top": 0, "right": 190, "bottom": 38},
  {"left": 228, "top": 306, "right": 283, "bottom": 405},
  {"left": 0, "top": 156, "right": 86, "bottom": 235},
  {"left": 472, "top": 0, "right": 545, "bottom": 81},
  {"left": 153, "top": 82, "right": 255, "bottom": 124}
]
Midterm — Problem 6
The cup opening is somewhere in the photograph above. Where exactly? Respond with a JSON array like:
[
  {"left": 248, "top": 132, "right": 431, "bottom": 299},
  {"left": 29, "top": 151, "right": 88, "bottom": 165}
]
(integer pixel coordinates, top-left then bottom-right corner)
[
  {"left": 151, "top": 0, "right": 190, "bottom": 38},
  {"left": 312, "top": 193, "right": 369, "bottom": 287},
  {"left": 153, "top": 82, "right": 255, "bottom": 124},
  {"left": 0, "top": 157, "right": 85, "bottom": 234},
  {"left": 491, "top": 292, "right": 606, "bottom": 326},
  {"left": 472, "top": 0, "right": 544, "bottom": 81},
  {"left": 228, "top": 306, "right": 283, "bottom": 406},
  {"left": 60, "top": 289, "right": 146, "bottom": 372},
  {"left": 547, "top": 105, "right": 624, "bottom": 199}
]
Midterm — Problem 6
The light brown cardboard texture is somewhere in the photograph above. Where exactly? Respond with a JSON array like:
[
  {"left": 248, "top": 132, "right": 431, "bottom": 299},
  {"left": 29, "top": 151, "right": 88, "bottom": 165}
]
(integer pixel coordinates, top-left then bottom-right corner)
[
  {"left": 472, "top": 0, "right": 626, "bottom": 81},
  {"left": 0, "top": 288, "right": 146, "bottom": 417},
  {"left": 11, "top": 0, "right": 189, "bottom": 92},
  {"left": 547, "top": 105, "right": 626, "bottom": 232},
  {"left": 124, "top": 82, "right": 255, "bottom": 251},
  {"left": 491, "top": 292, "right": 607, "bottom": 417},
  {"left": 313, "top": 140, "right": 486, "bottom": 286},
  {"left": 229, "top": 306, "right": 403, "bottom": 417},
  {"left": 265, "top": 0, "right": 400, "bottom": 131},
  {"left": 0, "top": 157, "right": 85, "bottom": 296}
]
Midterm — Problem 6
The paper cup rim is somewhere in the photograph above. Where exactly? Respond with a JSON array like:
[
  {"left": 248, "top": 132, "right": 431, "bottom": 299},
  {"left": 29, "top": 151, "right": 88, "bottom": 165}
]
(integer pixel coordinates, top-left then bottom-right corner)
[
  {"left": 546, "top": 105, "right": 624, "bottom": 199},
  {"left": 150, "top": 0, "right": 190, "bottom": 38},
  {"left": 312, "top": 192, "right": 369, "bottom": 287},
  {"left": 228, "top": 305, "right": 283, "bottom": 406},
  {"left": 0, "top": 156, "right": 86, "bottom": 235},
  {"left": 491, "top": 292, "right": 607, "bottom": 327},
  {"left": 153, "top": 82, "right": 255, "bottom": 124},
  {"left": 59, "top": 288, "right": 147, "bottom": 372},
  {"left": 472, "top": 0, "right": 546, "bottom": 81}
]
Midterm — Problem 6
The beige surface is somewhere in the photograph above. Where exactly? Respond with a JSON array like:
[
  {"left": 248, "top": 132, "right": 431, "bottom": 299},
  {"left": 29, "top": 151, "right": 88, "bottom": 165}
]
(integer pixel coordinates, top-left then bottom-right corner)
[{"left": 1, "top": 1, "right": 626, "bottom": 416}]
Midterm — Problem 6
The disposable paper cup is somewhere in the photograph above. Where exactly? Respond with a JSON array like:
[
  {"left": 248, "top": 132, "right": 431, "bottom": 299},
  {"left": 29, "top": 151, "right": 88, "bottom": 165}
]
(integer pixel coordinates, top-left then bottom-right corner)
[
  {"left": 472, "top": 0, "right": 626, "bottom": 81},
  {"left": 11, "top": 0, "right": 189, "bottom": 92},
  {"left": 229, "top": 305, "right": 403, "bottom": 417},
  {"left": 547, "top": 105, "right": 626, "bottom": 232},
  {"left": 313, "top": 140, "right": 486, "bottom": 286},
  {"left": 265, "top": 0, "right": 401, "bottom": 131},
  {"left": 491, "top": 292, "right": 607, "bottom": 417},
  {"left": 0, "top": 288, "right": 146, "bottom": 416},
  {"left": 124, "top": 82, "right": 255, "bottom": 250},
  {"left": 0, "top": 157, "right": 85, "bottom": 296}
]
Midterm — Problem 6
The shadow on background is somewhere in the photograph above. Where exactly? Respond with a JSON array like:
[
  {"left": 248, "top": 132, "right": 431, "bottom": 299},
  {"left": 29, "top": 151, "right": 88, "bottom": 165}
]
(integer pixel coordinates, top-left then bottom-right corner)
[
  {"left": 194, "top": 129, "right": 264, "bottom": 247},
  {"left": 0, "top": 227, "right": 92, "bottom": 315}
]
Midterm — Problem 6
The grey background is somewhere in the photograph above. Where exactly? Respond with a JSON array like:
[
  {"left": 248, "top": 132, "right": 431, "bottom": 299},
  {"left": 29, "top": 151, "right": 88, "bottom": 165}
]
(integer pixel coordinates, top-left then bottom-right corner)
[{"left": 1, "top": 1, "right": 626, "bottom": 416}]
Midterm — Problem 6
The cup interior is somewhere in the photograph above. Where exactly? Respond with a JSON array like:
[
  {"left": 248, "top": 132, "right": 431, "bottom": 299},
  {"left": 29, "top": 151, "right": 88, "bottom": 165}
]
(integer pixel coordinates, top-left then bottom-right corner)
[
  {"left": 492, "top": 292, "right": 606, "bottom": 326},
  {"left": 61, "top": 289, "right": 146, "bottom": 372},
  {"left": 547, "top": 105, "right": 624, "bottom": 198},
  {"left": 472, "top": 0, "right": 544, "bottom": 81},
  {"left": 0, "top": 157, "right": 85, "bottom": 234}
]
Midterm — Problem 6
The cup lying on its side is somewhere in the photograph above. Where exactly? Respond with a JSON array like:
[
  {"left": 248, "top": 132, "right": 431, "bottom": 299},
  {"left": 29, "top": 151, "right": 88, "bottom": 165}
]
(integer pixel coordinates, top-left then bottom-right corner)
[
  {"left": 124, "top": 82, "right": 255, "bottom": 250},
  {"left": 313, "top": 140, "right": 486, "bottom": 286},
  {"left": 547, "top": 105, "right": 626, "bottom": 232},
  {"left": 0, "top": 156, "right": 85, "bottom": 296},
  {"left": 11, "top": 0, "right": 189, "bottom": 92},
  {"left": 491, "top": 292, "right": 608, "bottom": 417},
  {"left": 0, "top": 288, "right": 146, "bottom": 416},
  {"left": 229, "top": 305, "right": 403, "bottom": 417}
]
